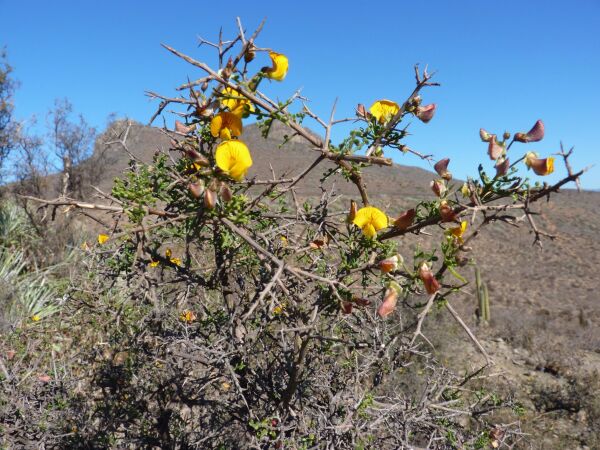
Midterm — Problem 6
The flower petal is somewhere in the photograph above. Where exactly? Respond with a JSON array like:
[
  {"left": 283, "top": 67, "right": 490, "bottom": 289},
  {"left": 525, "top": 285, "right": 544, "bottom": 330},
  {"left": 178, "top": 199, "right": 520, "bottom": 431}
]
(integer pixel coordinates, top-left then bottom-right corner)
[{"left": 210, "top": 112, "right": 243, "bottom": 140}]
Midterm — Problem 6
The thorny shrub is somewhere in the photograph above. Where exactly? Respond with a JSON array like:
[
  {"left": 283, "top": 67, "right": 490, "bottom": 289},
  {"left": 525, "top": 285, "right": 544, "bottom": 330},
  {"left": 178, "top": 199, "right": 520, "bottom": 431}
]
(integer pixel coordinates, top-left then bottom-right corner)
[{"left": 0, "top": 19, "right": 585, "bottom": 449}]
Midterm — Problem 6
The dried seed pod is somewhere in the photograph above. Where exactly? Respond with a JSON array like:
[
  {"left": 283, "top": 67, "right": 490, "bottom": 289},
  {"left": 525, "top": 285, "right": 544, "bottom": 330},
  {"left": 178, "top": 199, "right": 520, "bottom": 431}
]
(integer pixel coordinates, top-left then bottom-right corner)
[
  {"left": 434, "top": 158, "right": 452, "bottom": 181},
  {"left": 418, "top": 263, "right": 440, "bottom": 295},
  {"left": 430, "top": 179, "right": 446, "bottom": 198},
  {"left": 514, "top": 119, "right": 544, "bottom": 143},
  {"left": 439, "top": 200, "right": 458, "bottom": 222},
  {"left": 393, "top": 209, "right": 416, "bottom": 230},
  {"left": 378, "top": 281, "right": 402, "bottom": 318},
  {"left": 378, "top": 255, "right": 400, "bottom": 273},
  {"left": 487, "top": 135, "right": 504, "bottom": 160},
  {"left": 175, "top": 120, "right": 194, "bottom": 134},
  {"left": 495, "top": 158, "right": 510, "bottom": 177},
  {"left": 415, "top": 103, "right": 437, "bottom": 123}
]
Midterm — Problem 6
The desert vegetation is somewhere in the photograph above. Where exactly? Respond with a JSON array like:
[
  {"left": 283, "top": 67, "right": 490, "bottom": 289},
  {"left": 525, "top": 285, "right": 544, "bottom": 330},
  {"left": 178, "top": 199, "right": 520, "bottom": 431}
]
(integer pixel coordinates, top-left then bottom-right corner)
[{"left": 0, "top": 20, "right": 594, "bottom": 449}]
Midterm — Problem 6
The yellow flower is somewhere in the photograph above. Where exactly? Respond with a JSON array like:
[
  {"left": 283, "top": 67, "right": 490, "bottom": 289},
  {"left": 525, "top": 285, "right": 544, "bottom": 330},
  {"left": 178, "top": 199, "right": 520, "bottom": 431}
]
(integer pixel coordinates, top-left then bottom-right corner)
[
  {"left": 447, "top": 220, "right": 468, "bottom": 244},
  {"left": 170, "top": 257, "right": 182, "bottom": 266},
  {"left": 215, "top": 140, "right": 253, "bottom": 181},
  {"left": 220, "top": 87, "right": 254, "bottom": 117},
  {"left": 210, "top": 112, "right": 243, "bottom": 140},
  {"left": 97, "top": 234, "right": 109, "bottom": 245},
  {"left": 273, "top": 304, "right": 285, "bottom": 315},
  {"left": 31, "top": 314, "right": 41, "bottom": 322},
  {"left": 179, "top": 310, "right": 196, "bottom": 323},
  {"left": 369, "top": 100, "right": 400, "bottom": 124},
  {"left": 262, "top": 51, "right": 289, "bottom": 81},
  {"left": 164, "top": 248, "right": 182, "bottom": 266},
  {"left": 352, "top": 206, "right": 388, "bottom": 238},
  {"left": 149, "top": 260, "right": 160, "bottom": 268}
]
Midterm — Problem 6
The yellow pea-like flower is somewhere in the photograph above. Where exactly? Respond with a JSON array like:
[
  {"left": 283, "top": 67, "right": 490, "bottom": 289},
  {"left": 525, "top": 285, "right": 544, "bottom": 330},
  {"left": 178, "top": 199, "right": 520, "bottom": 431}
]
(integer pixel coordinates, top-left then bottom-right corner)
[
  {"left": 369, "top": 100, "right": 400, "bottom": 124},
  {"left": 352, "top": 206, "right": 388, "bottom": 238},
  {"left": 170, "top": 257, "right": 182, "bottom": 266},
  {"left": 220, "top": 87, "right": 254, "bottom": 117},
  {"left": 210, "top": 112, "right": 243, "bottom": 140},
  {"left": 179, "top": 310, "right": 196, "bottom": 323},
  {"left": 97, "top": 234, "right": 109, "bottom": 245},
  {"left": 263, "top": 51, "right": 289, "bottom": 81},
  {"left": 215, "top": 140, "right": 253, "bottom": 181},
  {"left": 448, "top": 220, "right": 468, "bottom": 244}
]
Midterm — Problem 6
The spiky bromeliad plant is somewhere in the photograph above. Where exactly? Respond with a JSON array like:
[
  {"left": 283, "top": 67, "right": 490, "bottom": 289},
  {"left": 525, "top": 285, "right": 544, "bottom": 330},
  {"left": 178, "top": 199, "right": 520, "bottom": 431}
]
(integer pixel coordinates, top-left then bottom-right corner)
[{"left": 20, "top": 19, "right": 584, "bottom": 449}]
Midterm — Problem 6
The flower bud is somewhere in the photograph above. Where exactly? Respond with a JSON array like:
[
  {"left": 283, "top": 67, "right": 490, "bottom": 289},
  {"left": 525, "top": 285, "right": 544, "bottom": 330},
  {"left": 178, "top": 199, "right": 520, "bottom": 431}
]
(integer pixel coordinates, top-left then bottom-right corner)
[
  {"left": 180, "top": 310, "right": 197, "bottom": 323},
  {"left": 347, "top": 200, "right": 358, "bottom": 223},
  {"left": 221, "top": 58, "right": 235, "bottom": 80},
  {"left": 418, "top": 262, "right": 440, "bottom": 295},
  {"left": 204, "top": 189, "right": 217, "bottom": 209},
  {"left": 487, "top": 135, "right": 504, "bottom": 160},
  {"left": 378, "top": 255, "right": 400, "bottom": 273},
  {"left": 495, "top": 157, "right": 510, "bottom": 177},
  {"left": 188, "top": 182, "right": 204, "bottom": 199},
  {"left": 479, "top": 128, "right": 494, "bottom": 142},
  {"left": 393, "top": 208, "right": 416, "bottom": 230},
  {"left": 201, "top": 80, "right": 209, "bottom": 91},
  {"left": 356, "top": 103, "right": 369, "bottom": 119},
  {"left": 193, "top": 154, "right": 210, "bottom": 167},
  {"left": 460, "top": 183, "right": 471, "bottom": 198},
  {"left": 503, "top": 131, "right": 511, "bottom": 141},
  {"left": 434, "top": 158, "right": 452, "bottom": 181},
  {"left": 430, "top": 179, "right": 447, "bottom": 198},
  {"left": 244, "top": 44, "right": 256, "bottom": 63},
  {"left": 219, "top": 182, "right": 233, "bottom": 203},
  {"left": 415, "top": 103, "right": 437, "bottom": 123},
  {"left": 439, "top": 200, "right": 458, "bottom": 222},
  {"left": 196, "top": 100, "right": 218, "bottom": 118},
  {"left": 514, "top": 119, "right": 544, "bottom": 143}
]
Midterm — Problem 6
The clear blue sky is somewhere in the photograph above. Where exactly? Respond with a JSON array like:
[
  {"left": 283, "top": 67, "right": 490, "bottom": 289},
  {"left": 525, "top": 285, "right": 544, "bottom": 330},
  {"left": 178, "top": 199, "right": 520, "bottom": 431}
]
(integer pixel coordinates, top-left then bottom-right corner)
[{"left": 1, "top": 0, "right": 599, "bottom": 188}]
